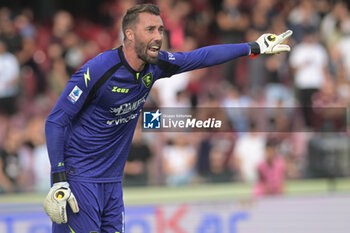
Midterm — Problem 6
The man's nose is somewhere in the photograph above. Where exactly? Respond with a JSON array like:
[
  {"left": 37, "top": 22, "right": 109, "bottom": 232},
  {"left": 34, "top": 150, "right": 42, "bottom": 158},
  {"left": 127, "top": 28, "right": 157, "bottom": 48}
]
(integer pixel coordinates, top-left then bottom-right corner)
[{"left": 154, "top": 30, "right": 163, "bottom": 41}]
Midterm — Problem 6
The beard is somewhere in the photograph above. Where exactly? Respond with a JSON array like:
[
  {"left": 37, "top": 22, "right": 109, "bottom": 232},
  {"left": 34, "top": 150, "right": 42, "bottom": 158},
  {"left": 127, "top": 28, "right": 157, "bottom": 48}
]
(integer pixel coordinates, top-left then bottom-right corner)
[{"left": 134, "top": 36, "right": 161, "bottom": 65}]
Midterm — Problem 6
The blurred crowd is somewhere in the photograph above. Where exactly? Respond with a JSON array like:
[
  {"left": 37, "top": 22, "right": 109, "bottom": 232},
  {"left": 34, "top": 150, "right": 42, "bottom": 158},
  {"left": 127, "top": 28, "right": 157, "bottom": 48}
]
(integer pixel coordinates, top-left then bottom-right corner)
[{"left": 0, "top": 0, "right": 349, "bottom": 196}]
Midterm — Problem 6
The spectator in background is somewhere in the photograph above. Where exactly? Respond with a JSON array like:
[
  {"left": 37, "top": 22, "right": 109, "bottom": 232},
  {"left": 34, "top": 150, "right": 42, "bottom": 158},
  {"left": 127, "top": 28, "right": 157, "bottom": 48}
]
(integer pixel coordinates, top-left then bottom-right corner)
[
  {"left": 162, "top": 133, "right": 197, "bottom": 186},
  {"left": 185, "top": 0, "right": 215, "bottom": 47},
  {"left": 196, "top": 131, "right": 235, "bottom": 182},
  {"left": 16, "top": 27, "right": 47, "bottom": 99},
  {"left": 254, "top": 138, "right": 285, "bottom": 197},
  {"left": 206, "top": 144, "right": 234, "bottom": 183},
  {"left": 320, "top": 1, "right": 349, "bottom": 48},
  {"left": 196, "top": 133, "right": 212, "bottom": 179},
  {"left": 50, "top": 10, "right": 74, "bottom": 44},
  {"left": 0, "top": 9, "right": 22, "bottom": 54},
  {"left": 47, "top": 58, "right": 69, "bottom": 100},
  {"left": 14, "top": 10, "right": 36, "bottom": 39},
  {"left": 174, "top": 90, "right": 191, "bottom": 107},
  {"left": 124, "top": 123, "right": 152, "bottom": 187},
  {"left": 162, "top": 0, "right": 192, "bottom": 51},
  {"left": 26, "top": 116, "right": 50, "bottom": 193},
  {"left": 62, "top": 32, "right": 84, "bottom": 75},
  {"left": 335, "top": 26, "right": 350, "bottom": 81},
  {"left": 221, "top": 84, "right": 251, "bottom": 133},
  {"left": 265, "top": 54, "right": 294, "bottom": 106},
  {"left": 336, "top": 73, "right": 350, "bottom": 105},
  {"left": 16, "top": 116, "right": 51, "bottom": 193},
  {"left": 232, "top": 122, "right": 266, "bottom": 183},
  {"left": 0, "top": 39, "right": 20, "bottom": 116},
  {"left": 288, "top": 0, "right": 320, "bottom": 43},
  {"left": 186, "top": 67, "right": 207, "bottom": 108},
  {"left": 311, "top": 78, "right": 346, "bottom": 131},
  {"left": 0, "top": 126, "right": 23, "bottom": 193},
  {"left": 216, "top": 0, "right": 249, "bottom": 85},
  {"left": 109, "top": 0, "right": 137, "bottom": 44},
  {"left": 289, "top": 29, "right": 329, "bottom": 127}
]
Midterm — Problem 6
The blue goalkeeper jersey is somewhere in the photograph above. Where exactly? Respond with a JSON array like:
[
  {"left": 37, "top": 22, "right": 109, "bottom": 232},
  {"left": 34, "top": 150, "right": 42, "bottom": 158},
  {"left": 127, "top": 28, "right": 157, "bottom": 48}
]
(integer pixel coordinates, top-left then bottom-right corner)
[{"left": 45, "top": 44, "right": 250, "bottom": 183}]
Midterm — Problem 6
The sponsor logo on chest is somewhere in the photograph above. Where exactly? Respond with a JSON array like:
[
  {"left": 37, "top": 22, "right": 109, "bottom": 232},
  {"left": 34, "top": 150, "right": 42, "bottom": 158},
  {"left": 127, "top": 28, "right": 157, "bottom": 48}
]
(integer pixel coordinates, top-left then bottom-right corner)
[{"left": 112, "top": 86, "right": 129, "bottom": 93}]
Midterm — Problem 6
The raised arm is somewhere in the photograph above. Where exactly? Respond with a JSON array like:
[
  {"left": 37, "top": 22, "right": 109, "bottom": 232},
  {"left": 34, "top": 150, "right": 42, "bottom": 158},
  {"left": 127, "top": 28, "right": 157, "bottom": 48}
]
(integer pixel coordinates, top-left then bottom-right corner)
[{"left": 156, "top": 30, "right": 292, "bottom": 78}]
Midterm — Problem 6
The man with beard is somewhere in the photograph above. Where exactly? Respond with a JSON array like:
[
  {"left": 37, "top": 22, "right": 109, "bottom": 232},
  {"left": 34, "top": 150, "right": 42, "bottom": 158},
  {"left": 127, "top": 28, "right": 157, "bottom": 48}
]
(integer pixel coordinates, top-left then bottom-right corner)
[{"left": 43, "top": 3, "right": 292, "bottom": 233}]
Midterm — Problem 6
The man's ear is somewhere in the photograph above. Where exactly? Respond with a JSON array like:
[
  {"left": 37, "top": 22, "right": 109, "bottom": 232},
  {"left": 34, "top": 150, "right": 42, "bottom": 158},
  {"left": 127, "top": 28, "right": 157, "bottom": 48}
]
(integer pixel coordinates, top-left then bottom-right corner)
[{"left": 125, "top": 29, "right": 134, "bottom": 41}]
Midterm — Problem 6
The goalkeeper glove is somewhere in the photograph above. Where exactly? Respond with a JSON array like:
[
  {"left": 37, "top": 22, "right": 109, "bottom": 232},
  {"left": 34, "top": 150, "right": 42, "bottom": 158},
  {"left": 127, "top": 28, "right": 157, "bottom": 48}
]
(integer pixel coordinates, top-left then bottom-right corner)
[
  {"left": 248, "top": 30, "right": 293, "bottom": 58},
  {"left": 44, "top": 172, "right": 79, "bottom": 224}
]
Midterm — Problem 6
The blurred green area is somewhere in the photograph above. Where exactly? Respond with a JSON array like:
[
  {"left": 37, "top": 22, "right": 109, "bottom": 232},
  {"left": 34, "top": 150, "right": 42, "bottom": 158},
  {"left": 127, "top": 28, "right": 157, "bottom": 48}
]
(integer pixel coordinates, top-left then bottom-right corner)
[{"left": 1, "top": 178, "right": 349, "bottom": 206}]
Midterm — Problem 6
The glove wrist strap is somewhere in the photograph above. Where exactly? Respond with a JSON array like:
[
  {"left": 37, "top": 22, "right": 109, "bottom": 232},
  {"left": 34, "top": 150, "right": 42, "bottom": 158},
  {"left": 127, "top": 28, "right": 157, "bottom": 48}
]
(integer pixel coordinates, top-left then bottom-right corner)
[
  {"left": 52, "top": 171, "right": 67, "bottom": 183},
  {"left": 248, "top": 42, "right": 260, "bottom": 55}
]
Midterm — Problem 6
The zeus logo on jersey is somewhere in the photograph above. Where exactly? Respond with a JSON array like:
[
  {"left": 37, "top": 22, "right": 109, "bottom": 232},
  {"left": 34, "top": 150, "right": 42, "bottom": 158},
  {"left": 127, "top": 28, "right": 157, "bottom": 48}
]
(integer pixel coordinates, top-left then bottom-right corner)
[
  {"left": 67, "top": 85, "right": 83, "bottom": 104},
  {"left": 112, "top": 86, "right": 129, "bottom": 93},
  {"left": 143, "top": 110, "right": 162, "bottom": 129}
]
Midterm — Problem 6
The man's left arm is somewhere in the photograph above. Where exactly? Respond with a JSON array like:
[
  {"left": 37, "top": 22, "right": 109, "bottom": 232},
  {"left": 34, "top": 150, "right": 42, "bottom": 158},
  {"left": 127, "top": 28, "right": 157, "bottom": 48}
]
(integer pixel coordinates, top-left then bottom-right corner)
[
  {"left": 171, "top": 43, "right": 251, "bottom": 74},
  {"left": 157, "top": 30, "right": 292, "bottom": 77}
]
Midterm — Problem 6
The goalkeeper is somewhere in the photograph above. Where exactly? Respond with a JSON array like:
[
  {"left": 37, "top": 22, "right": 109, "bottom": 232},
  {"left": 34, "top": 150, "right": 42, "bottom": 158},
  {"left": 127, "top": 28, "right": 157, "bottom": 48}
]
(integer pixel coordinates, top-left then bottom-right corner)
[{"left": 44, "top": 3, "right": 292, "bottom": 233}]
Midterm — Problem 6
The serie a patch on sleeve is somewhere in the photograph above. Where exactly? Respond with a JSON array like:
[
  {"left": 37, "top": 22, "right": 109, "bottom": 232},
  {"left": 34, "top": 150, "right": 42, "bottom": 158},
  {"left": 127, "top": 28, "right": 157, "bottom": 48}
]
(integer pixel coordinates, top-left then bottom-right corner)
[{"left": 67, "top": 85, "right": 83, "bottom": 104}]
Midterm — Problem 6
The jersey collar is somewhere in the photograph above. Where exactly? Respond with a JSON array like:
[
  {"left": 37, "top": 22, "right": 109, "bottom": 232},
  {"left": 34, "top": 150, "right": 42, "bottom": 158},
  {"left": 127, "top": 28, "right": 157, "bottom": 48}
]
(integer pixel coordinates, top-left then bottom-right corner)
[{"left": 117, "top": 46, "right": 142, "bottom": 84}]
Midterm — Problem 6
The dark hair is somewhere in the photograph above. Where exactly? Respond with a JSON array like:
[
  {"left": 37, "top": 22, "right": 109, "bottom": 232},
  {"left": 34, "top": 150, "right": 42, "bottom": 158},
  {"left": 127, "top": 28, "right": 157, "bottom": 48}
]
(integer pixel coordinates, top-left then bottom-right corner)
[
  {"left": 122, "top": 4, "right": 161, "bottom": 40},
  {"left": 266, "top": 138, "right": 279, "bottom": 148}
]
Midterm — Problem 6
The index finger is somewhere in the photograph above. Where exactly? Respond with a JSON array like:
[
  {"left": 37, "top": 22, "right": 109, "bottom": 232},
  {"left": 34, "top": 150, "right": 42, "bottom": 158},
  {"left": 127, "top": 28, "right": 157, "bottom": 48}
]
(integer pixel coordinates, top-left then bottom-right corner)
[{"left": 277, "top": 30, "right": 293, "bottom": 43}]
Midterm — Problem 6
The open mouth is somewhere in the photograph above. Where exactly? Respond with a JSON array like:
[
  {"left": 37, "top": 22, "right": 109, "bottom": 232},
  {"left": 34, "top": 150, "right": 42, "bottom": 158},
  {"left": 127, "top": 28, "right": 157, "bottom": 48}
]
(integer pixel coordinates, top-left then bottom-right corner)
[{"left": 148, "top": 45, "right": 160, "bottom": 56}]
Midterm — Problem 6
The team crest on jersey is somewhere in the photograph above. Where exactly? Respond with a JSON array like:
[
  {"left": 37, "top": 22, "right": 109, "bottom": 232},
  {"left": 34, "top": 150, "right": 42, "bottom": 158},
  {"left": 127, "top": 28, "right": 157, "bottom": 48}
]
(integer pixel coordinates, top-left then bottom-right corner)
[
  {"left": 142, "top": 72, "right": 153, "bottom": 88},
  {"left": 67, "top": 85, "right": 83, "bottom": 104}
]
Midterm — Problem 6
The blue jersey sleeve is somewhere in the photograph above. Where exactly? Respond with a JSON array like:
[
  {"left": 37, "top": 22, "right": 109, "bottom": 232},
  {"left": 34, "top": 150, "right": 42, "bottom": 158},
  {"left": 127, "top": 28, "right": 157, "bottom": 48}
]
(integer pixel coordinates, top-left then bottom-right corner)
[
  {"left": 45, "top": 106, "right": 72, "bottom": 174},
  {"left": 156, "top": 43, "right": 250, "bottom": 78},
  {"left": 56, "top": 54, "right": 113, "bottom": 115},
  {"left": 45, "top": 51, "right": 119, "bottom": 175}
]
